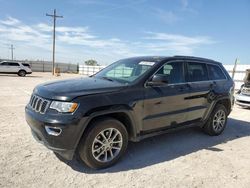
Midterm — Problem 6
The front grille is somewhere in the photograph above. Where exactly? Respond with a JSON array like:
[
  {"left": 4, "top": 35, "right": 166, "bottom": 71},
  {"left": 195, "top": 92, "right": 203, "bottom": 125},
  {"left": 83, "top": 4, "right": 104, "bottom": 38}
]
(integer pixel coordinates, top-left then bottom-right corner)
[
  {"left": 29, "top": 95, "right": 50, "bottom": 114},
  {"left": 242, "top": 87, "right": 250, "bottom": 95}
]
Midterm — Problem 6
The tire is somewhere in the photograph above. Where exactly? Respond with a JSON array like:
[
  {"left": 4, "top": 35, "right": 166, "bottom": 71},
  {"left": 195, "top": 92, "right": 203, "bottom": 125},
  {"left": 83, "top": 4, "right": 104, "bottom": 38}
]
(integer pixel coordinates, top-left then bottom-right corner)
[
  {"left": 203, "top": 104, "right": 228, "bottom": 136},
  {"left": 77, "top": 118, "right": 128, "bottom": 169},
  {"left": 18, "top": 70, "right": 26, "bottom": 77}
]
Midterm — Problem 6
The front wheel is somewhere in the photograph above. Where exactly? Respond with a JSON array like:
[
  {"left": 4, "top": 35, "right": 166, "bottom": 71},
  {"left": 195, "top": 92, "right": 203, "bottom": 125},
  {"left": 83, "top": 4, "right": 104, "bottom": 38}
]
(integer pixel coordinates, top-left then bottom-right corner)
[
  {"left": 203, "top": 104, "right": 228, "bottom": 136},
  {"left": 77, "top": 118, "right": 128, "bottom": 169}
]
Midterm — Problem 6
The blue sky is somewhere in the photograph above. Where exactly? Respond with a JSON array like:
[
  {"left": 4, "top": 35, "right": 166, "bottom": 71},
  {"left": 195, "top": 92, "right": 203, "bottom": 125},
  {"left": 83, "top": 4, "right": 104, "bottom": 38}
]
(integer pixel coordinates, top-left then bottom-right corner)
[{"left": 0, "top": 0, "right": 249, "bottom": 65}]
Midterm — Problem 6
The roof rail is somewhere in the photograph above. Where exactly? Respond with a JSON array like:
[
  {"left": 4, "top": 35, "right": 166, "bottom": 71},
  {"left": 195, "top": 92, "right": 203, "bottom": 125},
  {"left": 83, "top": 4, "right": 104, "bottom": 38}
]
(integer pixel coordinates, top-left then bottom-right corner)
[{"left": 173, "top": 55, "right": 216, "bottom": 62}]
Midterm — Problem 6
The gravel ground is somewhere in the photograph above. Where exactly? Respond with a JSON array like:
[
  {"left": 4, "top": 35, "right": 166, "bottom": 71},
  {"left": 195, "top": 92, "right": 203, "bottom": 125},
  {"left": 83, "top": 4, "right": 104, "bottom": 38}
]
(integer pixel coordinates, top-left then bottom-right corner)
[{"left": 0, "top": 72, "right": 250, "bottom": 188}]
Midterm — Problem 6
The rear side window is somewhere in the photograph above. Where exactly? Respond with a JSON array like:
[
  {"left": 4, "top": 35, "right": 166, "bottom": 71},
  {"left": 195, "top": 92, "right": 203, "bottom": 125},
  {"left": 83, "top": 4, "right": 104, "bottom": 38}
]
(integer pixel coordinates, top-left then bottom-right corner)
[
  {"left": 207, "top": 64, "right": 226, "bottom": 80},
  {"left": 186, "top": 62, "right": 208, "bottom": 82},
  {"left": 5, "top": 62, "right": 19, "bottom": 66}
]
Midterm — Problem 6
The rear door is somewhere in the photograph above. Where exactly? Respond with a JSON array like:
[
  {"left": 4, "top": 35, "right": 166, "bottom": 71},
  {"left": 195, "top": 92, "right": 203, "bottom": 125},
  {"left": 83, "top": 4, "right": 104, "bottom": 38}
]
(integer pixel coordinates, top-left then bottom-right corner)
[
  {"left": 207, "top": 63, "right": 228, "bottom": 98},
  {"left": 8, "top": 62, "right": 20, "bottom": 73},
  {"left": 185, "top": 61, "right": 211, "bottom": 122},
  {"left": 143, "top": 60, "right": 190, "bottom": 131}
]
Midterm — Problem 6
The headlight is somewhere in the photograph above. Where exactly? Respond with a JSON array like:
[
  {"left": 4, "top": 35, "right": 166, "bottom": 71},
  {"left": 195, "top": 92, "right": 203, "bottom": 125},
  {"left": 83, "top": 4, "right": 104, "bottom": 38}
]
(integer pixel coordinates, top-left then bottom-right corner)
[{"left": 50, "top": 101, "right": 78, "bottom": 113}]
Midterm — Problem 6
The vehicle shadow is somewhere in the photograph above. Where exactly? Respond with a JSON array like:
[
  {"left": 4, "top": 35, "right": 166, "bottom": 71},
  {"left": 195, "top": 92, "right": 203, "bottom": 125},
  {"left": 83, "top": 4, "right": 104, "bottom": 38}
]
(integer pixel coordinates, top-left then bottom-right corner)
[
  {"left": 56, "top": 118, "right": 250, "bottom": 173},
  {"left": 0, "top": 74, "right": 42, "bottom": 78}
]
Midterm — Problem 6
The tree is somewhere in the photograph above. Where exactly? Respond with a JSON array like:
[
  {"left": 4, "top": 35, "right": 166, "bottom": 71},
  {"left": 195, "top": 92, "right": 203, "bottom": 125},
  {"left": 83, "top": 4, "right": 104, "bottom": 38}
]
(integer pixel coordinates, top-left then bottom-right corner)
[{"left": 84, "top": 59, "right": 98, "bottom": 66}]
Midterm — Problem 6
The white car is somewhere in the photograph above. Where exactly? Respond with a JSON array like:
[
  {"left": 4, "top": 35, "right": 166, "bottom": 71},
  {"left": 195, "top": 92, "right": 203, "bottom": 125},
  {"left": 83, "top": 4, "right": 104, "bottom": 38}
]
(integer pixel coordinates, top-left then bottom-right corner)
[
  {"left": 235, "top": 69, "right": 250, "bottom": 107},
  {"left": 0, "top": 61, "right": 32, "bottom": 76}
]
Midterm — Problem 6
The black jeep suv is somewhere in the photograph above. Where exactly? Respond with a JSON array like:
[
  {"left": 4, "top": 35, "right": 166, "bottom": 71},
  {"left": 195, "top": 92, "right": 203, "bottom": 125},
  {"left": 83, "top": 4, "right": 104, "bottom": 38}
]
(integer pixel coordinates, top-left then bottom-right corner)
[{"left": 25, "top": 56, "right": 234, "bottom": 169}]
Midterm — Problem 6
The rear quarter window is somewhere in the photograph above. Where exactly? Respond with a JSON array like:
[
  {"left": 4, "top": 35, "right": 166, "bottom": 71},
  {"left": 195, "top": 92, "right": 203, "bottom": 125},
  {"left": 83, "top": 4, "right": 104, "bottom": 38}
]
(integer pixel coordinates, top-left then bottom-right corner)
[
  {"left": 22, "top": 63, "right": 30, "bottom": 67},
  {"left": 207, "top": 64, "right": 226, "bottom": 80}
]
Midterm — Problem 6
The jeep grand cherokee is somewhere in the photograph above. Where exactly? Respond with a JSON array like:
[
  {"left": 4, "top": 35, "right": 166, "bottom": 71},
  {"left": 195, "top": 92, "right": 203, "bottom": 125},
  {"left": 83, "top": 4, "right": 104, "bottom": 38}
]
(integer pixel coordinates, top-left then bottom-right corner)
[{"left": 25, "top": 56, "right": 234, "bottom": 169}]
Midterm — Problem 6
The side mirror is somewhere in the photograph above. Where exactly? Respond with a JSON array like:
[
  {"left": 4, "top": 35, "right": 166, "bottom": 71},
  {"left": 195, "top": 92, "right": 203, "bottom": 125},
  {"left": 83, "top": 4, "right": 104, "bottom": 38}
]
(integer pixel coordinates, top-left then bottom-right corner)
[{"left": 147, "top": 75, "right": 169, "bottom": 86}]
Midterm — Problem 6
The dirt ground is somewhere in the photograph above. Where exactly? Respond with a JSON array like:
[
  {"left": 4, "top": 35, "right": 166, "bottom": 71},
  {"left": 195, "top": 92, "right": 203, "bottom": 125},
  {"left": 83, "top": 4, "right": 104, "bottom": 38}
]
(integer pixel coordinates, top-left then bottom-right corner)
[{"left": 0, "top": 72, "right": 250, "bottom": 188}]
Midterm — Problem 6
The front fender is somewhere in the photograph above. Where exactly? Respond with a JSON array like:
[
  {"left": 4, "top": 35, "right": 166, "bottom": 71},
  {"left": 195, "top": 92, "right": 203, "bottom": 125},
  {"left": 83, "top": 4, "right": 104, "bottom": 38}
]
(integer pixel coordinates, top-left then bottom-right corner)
[{"left": 74, "top": 105, "right": 139, "bottom": 150}]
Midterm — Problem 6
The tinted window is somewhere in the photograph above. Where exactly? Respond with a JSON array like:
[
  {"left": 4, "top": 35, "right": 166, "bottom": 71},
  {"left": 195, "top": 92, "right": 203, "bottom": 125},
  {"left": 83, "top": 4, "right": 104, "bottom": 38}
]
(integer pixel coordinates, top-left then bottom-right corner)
[
  {"left": 155, "top": 62, "right": 184, "bottom": 84},
  {"left": 187, "top": 62, "right": 208, "bottom": 82},
  {"left": 207, "top": 64, "right": 226, "bottom": 80},
  {"left": 8, "top": 62, "right": 19, "bottom": 66},
  {"left": 22, "top": 63, "right": 30, "bottom": 67},
  {"left": 1, "top": 62, "right": 9, "bottom": 66}
]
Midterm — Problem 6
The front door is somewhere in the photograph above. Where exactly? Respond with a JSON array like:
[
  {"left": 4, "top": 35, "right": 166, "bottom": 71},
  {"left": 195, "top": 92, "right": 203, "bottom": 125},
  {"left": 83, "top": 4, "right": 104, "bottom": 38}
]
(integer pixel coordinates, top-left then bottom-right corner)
[
  {"left": 0, "top": 62, "right": 10, "bottom": 72},
  {"left": 143, "top": 61, "right": 190, "bottom": 131}
]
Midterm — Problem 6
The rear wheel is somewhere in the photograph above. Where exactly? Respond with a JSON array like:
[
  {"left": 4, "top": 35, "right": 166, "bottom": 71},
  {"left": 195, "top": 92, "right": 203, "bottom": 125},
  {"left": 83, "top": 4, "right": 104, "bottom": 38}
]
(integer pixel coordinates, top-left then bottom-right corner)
[
  {"left": 203, "top": 104, "right": 228, "bottom": 136},
  {"left": 18, "top": 70, "right": 26, "bottom": 77},
  {"left": 77, "top": 118, "right": 128, "bottom": 169}
]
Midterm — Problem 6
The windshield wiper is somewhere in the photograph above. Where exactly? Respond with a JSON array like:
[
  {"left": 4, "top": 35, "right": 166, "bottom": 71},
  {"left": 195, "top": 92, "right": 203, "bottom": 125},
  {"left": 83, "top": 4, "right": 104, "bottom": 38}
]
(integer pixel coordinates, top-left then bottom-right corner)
[{"left": 101, "top": 76, "right": 114, "bottom": 82}]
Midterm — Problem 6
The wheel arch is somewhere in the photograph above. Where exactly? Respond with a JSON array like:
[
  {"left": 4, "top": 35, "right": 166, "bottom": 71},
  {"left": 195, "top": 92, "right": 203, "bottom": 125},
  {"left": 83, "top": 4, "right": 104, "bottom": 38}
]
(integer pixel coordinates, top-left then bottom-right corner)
[
  {"left": 75, "top": 106, "right": 138, "bottom": 151},
  {"left": 216, "top": 98, "right": 231, "bottom": 115},
  {"left": 203, "top": 96, "right": 232, "bottom": 124}
]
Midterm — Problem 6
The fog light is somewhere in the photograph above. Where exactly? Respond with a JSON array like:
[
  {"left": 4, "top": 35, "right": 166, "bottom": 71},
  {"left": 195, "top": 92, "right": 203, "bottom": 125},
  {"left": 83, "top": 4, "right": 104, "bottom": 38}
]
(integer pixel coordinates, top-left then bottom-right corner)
[{"left": 45, "top": 126, "right": 62, "bottom": 136}]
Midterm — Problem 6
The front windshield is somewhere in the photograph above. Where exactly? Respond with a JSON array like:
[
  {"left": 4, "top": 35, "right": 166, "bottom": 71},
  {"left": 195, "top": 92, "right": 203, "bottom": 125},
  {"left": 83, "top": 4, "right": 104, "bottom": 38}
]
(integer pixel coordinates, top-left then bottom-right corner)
[{"left": 94, "top": 58, "right": 156, "bottom": 84}]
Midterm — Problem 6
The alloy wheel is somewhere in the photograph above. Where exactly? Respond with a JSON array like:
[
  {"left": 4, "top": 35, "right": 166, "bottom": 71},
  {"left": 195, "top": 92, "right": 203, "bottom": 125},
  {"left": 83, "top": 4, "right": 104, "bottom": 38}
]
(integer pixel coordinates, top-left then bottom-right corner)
[
  {"left": 212, "top": 109, "right": 226, "bottom": 132},
  {"left": 91, "top": 128, "right": 123, "bottom": 163}
]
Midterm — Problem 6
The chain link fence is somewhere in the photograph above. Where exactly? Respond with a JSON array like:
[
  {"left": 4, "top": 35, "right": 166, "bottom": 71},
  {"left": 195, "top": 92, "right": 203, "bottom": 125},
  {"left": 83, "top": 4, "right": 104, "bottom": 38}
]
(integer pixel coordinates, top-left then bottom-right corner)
[{"left": 0, "top": 59, "right": 78, "bottom": 73}]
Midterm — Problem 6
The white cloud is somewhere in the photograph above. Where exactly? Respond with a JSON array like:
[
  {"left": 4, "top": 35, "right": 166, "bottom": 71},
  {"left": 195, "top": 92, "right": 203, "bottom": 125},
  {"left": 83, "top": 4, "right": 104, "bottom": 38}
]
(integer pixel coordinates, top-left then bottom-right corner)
[
  {"left": 0, "top": 16, "right": 20, "bottom": 25},
  {"left": 143, "top": 32, "right": 216, "bottom": 54},
  {"left": 0, "top": 16, "right": 216, "bottom": 64}
]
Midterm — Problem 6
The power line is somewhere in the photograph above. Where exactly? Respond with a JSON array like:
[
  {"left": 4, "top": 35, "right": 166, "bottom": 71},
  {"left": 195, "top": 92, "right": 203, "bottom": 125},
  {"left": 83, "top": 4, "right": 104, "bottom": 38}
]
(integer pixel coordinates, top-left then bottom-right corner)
[{"left": 46, "top": 9, "right": 63, "bottom": 75}]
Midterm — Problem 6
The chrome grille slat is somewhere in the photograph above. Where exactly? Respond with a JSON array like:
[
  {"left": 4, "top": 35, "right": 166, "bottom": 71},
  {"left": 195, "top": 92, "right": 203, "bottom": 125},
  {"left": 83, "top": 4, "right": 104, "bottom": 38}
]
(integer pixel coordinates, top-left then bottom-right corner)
[
  {"left": 29, "top": 95, "right": 50, "bottom": 114},
  {"left": 242, "top": 87, "right": 250, "bottom": 95},
  {"left": 33, "top": 97, "right": 38, "bottom": 108}
]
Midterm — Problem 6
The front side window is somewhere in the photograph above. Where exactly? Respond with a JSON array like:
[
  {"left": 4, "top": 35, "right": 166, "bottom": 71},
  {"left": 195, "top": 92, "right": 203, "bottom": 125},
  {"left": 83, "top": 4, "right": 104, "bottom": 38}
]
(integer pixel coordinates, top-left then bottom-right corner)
[
  {"left": 94, "top": 58, "right": 156, "bottom": 84},
  {"left": 187, "top": 62, "right": 208, "bottom": 82},
  {"left": 155, "top": 61, "right": 184, "bottom": 84},
  {"left": 207, "top": 64, "right": 226, "bottom": 80},
  {"left": 1, "top": 62, "right": 9, "bottom": 66}
]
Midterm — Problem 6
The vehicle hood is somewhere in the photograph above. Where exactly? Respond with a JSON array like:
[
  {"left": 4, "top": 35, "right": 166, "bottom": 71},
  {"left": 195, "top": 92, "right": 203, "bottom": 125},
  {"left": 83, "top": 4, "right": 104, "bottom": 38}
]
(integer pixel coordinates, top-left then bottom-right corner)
[{"left": 33, "top": 77, "right": 127, "bottom": 101}]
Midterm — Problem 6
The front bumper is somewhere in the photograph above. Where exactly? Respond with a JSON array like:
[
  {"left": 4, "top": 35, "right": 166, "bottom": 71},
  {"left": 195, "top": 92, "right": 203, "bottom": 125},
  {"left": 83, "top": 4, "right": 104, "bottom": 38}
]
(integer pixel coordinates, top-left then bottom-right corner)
[
  {"left": 25, "top": 106, "right": 88, "bottom": 160},
  {"left": 235, "top": 94, "right": 250, "bottom": 107}
]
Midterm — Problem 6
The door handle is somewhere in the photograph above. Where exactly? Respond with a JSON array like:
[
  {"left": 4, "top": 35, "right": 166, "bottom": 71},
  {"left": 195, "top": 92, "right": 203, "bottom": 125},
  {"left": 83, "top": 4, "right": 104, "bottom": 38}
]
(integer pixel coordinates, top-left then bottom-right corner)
[
  {"left": 210, "top": 81, "right": 217, "bottom": 88},
  {"left": 178, "top": 87, "right": 185, "bottom": 92},
  {"left": 178, "top": 84, "right": 191, "bottom": 92}
]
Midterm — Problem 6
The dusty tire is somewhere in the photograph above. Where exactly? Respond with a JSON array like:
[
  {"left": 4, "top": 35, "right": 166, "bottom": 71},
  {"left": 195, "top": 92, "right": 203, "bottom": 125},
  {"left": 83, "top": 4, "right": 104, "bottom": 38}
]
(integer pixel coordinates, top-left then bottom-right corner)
[
  {"left": 77, "top": 118, "right": 128, "bottom": 169},
  {"left": 18, "top": 70, "right": 26, "bottom": 77},
  {"left": 203, "top": 104, "right": 228, "bottom": 136}
]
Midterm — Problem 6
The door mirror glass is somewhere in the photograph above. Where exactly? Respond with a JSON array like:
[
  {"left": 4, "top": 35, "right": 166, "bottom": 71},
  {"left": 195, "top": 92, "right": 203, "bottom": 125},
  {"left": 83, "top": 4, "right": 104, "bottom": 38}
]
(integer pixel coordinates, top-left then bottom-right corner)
[{"left": 147, "top": 75, "right": 169, "bottom": 86}]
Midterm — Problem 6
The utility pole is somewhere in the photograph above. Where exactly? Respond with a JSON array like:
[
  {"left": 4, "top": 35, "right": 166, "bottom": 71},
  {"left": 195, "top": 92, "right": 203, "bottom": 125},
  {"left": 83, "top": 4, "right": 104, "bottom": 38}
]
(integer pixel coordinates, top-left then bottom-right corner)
[
  {"left": 46, "top": 9, "right": 63, "bottom": 75},
  {"left": 232, "top": 58, "right": 239, "bottom": 80},
  {"left": 9, "top": 44, "right": 15, "bottom": 60}
]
